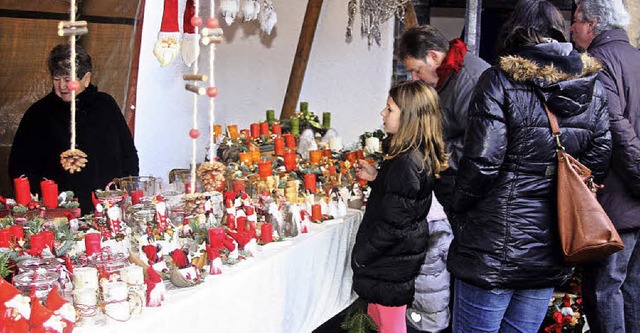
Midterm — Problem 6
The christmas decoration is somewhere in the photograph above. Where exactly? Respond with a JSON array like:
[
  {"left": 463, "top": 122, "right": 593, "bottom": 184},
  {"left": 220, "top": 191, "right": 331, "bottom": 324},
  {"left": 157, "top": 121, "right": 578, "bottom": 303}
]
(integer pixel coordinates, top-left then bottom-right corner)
[
  {"left": 153, "top": 0, "right": 181, "bottom": 67},
  {"left": 181, "top": 0, "right": 200, "bottom": 67}
]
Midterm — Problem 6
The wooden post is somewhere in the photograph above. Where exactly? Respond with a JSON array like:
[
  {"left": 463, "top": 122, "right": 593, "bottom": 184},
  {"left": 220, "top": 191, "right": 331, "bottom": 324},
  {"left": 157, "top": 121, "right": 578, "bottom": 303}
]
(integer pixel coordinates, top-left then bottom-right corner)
[
  {"left": 279, "top": 0, "right": 323, "bottom": 121},
  {"left": 125, "top": 0, "right": 146, "bottom": 137}
]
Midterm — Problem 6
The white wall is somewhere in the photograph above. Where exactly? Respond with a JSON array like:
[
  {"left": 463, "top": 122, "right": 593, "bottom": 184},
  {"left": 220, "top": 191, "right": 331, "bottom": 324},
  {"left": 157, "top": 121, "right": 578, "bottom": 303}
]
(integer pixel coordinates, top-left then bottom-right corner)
[{"left": 135, "top": 0, "right": 394, "bottom": 179}]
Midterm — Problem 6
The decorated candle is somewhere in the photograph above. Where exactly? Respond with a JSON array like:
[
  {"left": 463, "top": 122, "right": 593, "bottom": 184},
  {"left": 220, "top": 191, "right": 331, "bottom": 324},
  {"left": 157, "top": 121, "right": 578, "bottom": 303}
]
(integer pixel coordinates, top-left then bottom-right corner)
[
  {"left": 73, "top": 267, "right": 99, "bottom": 289},
  {"left": 73, "top": 287, "right": 98, "bottom": 324},
  {"left": 258, "top": 160, "right": 273, "bottom": 179},
  {"left": 120, "top": 265, "right": 144, "bottom": 285},
  {"left": 250, "top": 123, "right": 260, "bottom": 139},
  {"left": 309, "top": 150, "right": 322, "bottom": 164},
  {"left": 274, "top": 137, "right": 285, "bottom": 156},
  {"left": 13, "top": 176, "right": 31, "bottom": 206},
  {"left": 271, "top": 123, "right": 282, "bottom": 136},
  {"left": 260, "top": 122, "right": 270, "bottom": 137},
  {"left": 0, "top": 229, "right": 10, "bottom": 248},
  {"left": 260, "top": 223, "right": 273, "bottom": 243},
  {"left": 227, "top": 125, "right": 239, "bottom": 139},
  {"left": 131, "top": 190, "right": 144, "bottom": 205},
  {"left": 103, "top": 281, "right": 130, "bottom": 322},
  {"left": 40, "top": 179, "right": 58, "bottom": 209},
  {"left": 311, "top": 204, "right": 322, "bottom": 221},
  {"left": 304, "top": 174, "right": 317, "bottom": 193},
  {"left": 290, "top": 117, "right": 300, "bottom": 135},
  {"left": 322, "top": 112, "right": 331, "bottom": 129},
  {"left": 329, "top": 137, "right": 343, "bottom": 151},
  {"left": 284, "top": 151, "right": 297, "bottom": 171},
  {"left": 283, "top": 133, "right": 296, "bottom": 149},
  {"left": 84, "top": 233, "right": 102, "bottom": 256},
  {"left": 10, "top": 225, "right": 24, "bottom": 242},
  {"left": 266, "top": 109, "right": 275, "bottom": 123}
]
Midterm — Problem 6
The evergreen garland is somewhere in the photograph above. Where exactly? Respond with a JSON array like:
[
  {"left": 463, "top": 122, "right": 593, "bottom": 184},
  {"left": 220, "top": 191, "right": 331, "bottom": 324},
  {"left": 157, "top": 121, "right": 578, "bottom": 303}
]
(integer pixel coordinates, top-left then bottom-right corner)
[{"left": 340, "top": 298, "right": 377, "bottom": 333}]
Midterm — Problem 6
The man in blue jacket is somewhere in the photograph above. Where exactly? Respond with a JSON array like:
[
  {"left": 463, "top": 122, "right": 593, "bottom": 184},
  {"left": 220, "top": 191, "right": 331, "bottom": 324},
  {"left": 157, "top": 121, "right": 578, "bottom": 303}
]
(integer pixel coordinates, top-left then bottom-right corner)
[{"left": 571, "top": 1, "right": 640, "bottom": 332}]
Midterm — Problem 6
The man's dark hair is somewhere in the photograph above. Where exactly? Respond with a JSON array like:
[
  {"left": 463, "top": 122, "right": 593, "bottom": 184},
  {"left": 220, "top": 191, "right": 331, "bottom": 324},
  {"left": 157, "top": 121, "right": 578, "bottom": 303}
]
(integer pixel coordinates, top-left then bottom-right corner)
[
  {"left": 397, "top": 25, "right": 450, "bottom": 61},
  {"left": 47, "top": 43, "right": 92, "bottom": 78}
]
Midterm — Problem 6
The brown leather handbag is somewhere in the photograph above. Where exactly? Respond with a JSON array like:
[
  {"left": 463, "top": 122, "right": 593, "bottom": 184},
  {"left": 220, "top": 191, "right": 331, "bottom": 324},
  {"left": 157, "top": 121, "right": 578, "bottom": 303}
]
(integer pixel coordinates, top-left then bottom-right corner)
[{"left": 544, "top": 105, "right": 624, "bottom": 264}]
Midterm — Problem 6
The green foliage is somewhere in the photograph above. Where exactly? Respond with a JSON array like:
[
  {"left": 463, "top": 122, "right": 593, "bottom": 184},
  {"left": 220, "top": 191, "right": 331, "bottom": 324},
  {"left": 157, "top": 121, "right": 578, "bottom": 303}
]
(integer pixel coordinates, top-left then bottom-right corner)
[
  {"left": 341, "top": 298, "right": 377, "bottom": 333},
  {"left": 0, "top": 252, "right": 11, "bottom": 279}
]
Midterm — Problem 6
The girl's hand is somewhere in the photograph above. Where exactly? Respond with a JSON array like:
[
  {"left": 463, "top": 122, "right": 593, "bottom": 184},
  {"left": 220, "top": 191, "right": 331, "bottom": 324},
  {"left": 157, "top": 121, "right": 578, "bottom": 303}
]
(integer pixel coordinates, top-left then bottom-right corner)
[{"left": 356, "top": 159, "right": 378, "bottom": 181}]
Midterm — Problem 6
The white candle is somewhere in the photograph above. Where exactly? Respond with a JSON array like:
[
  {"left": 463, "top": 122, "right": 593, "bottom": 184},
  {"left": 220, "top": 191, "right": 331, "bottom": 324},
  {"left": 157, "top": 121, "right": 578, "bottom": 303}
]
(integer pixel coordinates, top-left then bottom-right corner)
[
  {"left": 365, "top": 137, "right": 380, "bottom": 153},
  {"left": 329, "top": 137, "right": 343, "bottom": 151},
  {"left": 72, "top": 267, "right": 98, "bottom": 289},
  {"left": 120, "top": 265, "right": 144, "bottom": 285},
  {"left": 102, "top": 281, "right": 128, "bottom": 302},
  {"left": 73, "top": 287, "right": 98, "bottom": 325}
]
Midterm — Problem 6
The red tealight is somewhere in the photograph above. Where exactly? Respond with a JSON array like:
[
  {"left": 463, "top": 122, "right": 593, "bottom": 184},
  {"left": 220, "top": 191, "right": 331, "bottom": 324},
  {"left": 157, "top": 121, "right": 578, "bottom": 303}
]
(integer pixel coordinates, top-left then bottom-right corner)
[
  {"left": 206, "top": 87, "right": 218, "bottom": 97},
  {"left": 189, "top": 128, "right": 201, "bottom": 139},
  {"left": 206, "top": 17, "right": 220, "bottom": 29},
  {"left": 191, "top": 16, "right": 203, "bottom": 27},
  {"left": 67, "top": 80, "right": 80, "bottom": 91}
]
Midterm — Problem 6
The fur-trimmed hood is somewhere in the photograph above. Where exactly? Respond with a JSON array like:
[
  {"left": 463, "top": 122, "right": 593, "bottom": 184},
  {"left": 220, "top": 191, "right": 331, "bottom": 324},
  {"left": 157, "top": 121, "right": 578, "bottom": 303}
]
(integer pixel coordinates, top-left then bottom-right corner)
[{"left": 498, "top": 43, "right": 603, "bottom": 117}]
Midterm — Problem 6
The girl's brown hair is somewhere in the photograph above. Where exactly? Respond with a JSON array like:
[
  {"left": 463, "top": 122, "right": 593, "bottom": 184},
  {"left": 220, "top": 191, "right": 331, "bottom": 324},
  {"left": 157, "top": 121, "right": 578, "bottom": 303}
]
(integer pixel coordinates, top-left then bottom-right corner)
[{"left": 387, "top": 80, "right": 449, "bottom": 178}]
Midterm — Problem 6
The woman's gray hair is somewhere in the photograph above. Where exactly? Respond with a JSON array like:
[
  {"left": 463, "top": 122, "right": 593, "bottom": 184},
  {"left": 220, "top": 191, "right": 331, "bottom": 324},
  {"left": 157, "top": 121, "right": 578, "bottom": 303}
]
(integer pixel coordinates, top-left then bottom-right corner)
[{"left": 575, "top": 0, "right": 630, "bottom": 34}]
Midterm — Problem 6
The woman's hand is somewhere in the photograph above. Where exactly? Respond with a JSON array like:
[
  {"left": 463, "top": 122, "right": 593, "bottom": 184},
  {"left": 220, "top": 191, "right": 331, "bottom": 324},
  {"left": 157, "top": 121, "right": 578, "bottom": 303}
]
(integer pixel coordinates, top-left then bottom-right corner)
[{"left": 356, "top": 159, "right": 378, "bottom": 181}]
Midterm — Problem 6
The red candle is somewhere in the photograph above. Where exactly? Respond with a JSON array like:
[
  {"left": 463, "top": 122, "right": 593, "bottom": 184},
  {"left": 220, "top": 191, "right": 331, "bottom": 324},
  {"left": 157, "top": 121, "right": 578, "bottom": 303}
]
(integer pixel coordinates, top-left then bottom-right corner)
[
  {"left": 260, "top": 122, "right": 270, "bottom": 137},
  {"left": 232, "top": 179, "right": 246, "bottom": 193},
  {"left": 84, "top": 233, "right": 102, "bottom": 256},
  {"left": 304, "top": 174, "right": 317, "bottom": 193},
  {"left": 250, "top": 123, "right": 260, "bottom": 138},
  {"left": 309, "top": 150, "right": 322, "bottom": 163},
  {"left": 40, "top": 179, "right": 59, "bottom": 209},
  {"left": 345, "top": 152, "right": 357, "bottom": 164},
  {"left": 131, "top": 190, "right": 144, "bottom": 205},
  {"left": 260, "top": 223, "right": 273, "bottom": 243},
  {"left": 283, "top": 134, "right": 296, "bottom": 149},
  {"left": 29, "top": 233, "right": 46, "bottom": 253},
  {"left": 274, "top": 137, "right": 285, "bottom": 156},
  {"left": 311, "top": 204, "right": 322, "bottom": 221},
  {"left": 324, "top": 149, "right": 332, "bottom": 158},
  {"left": 328, "top": 166, "right": 337, "bottom": 175},
  {"left": 258, "top": 160, "right": 273, "bottom": 179},
  {"left": 271, "top": 124, "right": 282, "bottom": 136},
  {"left": 208, "top": 227, "right": 225, "bottom": 249},
  {"left": 42, "top": 230, "right": 55, "bottom": 251},
  {"left": 284, "top": 151, "right": 297, "bottom": 171},
  {"left": 185, "top": 182, "right": 192, "bottom": 194},
  {"left": 357, "top": 177, "right": 368, "bottom": 187},
  {"left": 13, "top": 176, "right": 31, "bottom": 206},
  {"left": 10, "top": 225, "right": 24, "bottom": 242},
  {"left": 0, "top": 229, "right": 10, "bottom": 248},
  {"left": 240, "top": 129, "right": 251, "bottom": 140}
]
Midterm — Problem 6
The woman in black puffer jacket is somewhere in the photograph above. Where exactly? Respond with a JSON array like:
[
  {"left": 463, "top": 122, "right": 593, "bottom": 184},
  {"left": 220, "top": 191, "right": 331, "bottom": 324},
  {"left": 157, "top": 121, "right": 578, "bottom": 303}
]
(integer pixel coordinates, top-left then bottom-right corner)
[
  {"left": 352, "top": 81, "right": 448, "bottom": 333},
  {"left": 447, "top": 0, "right": 612, "bottom": 332}
]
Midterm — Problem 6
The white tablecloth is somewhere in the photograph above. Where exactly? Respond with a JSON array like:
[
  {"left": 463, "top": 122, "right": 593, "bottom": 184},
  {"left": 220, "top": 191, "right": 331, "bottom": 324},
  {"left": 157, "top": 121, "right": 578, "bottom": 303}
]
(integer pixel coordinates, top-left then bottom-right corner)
[{"left": 76, "top": 210, "right": 363, "bottom": 333}]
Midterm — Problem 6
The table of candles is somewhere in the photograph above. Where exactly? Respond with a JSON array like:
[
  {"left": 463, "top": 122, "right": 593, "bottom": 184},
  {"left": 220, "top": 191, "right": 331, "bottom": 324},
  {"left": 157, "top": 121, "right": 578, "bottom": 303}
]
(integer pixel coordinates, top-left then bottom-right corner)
[{"left": 75, "top": 210, "right": 363, "bottom": 333}]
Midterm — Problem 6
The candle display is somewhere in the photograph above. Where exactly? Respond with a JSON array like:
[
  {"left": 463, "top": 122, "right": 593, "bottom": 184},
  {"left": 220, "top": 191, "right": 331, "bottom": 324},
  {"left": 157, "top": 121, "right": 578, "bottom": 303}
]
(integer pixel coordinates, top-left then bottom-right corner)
[
  {"left": 284, "top": 151, "right": 297, "bottom": 171},
  {"left": 266, "top": 109, "right": 275, "bottom": 123},
  {"left": 250, "top": 123, "right": 260, "bottom": 138},
  {"left": 260, "top": 223, "right": 273, "bottom": 243},
  {"left": 271, "top": 123, "right": 282, "bottom": 136},
  {"left": 311, "top": 204, "right": 322, "bottom": 221},
  {"left": 304, "top": 174, "right": 317, "bottom": 193},
  {"left": 283, "top": 134, "right": 296, "bottom": 149},
  {"left": 227, "top": 125, "right": 239, "bottom": 139},
  {"left": 290, "top": 117, "right": 300, "bottom": 135},
  {"left": 322, "top": 112, "right": 331, "bottom": 129},
  {"left": 40, "top": 179, "right": 59, "bottom": 209},
  {"left": 13, "top": 176, "right": 31, "bottom": 206},
  {"left": 274, "top": 137, "right": 285, "bottom": 156},
  {"left": 260, "top": 122, "right": 270, "bottom": 137},
  {"left": 84, "top": 233, "right": 101, "bottom": 256},
  {"left": 258, "top": 160, "right": 273, "bottom": 179}
]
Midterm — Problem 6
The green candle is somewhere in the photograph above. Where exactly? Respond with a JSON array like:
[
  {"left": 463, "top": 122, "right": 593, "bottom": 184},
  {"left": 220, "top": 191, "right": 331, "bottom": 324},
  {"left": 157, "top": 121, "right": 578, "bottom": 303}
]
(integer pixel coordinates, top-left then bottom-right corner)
[
  {"left": 266, "top": 109, "right": 275, "bottom": 124},
  {"left": 322, "top": 112, "right": 331, "bottom": 129},
  {"left": 290, "top": 117, "right": 300, "bottom": 135},
  {"left": 300, "top": 102, "right": 309, "bottom": 115}
]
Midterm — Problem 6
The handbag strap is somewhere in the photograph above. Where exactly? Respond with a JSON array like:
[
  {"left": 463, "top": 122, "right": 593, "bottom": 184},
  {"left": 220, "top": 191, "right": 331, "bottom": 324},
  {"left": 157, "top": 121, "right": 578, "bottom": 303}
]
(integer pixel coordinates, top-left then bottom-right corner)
[{"left": 543, "top": 104, "right": 565, "bottom": 151}]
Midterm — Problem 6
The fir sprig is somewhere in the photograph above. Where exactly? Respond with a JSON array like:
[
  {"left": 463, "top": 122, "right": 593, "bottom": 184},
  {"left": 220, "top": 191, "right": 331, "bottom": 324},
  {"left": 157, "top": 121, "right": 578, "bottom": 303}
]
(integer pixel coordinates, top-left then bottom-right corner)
[{"left": 341, "top": 298, "right": 377, "bottom": 333}]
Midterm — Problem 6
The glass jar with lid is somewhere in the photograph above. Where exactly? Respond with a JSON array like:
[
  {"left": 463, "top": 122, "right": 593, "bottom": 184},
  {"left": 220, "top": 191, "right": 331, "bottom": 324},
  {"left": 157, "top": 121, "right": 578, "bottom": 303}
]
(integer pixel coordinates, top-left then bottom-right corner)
[
  {"left": 13, "top": 269, "right": 60, "bottom": 300},
  {"left": 89, "top": 251, "right": 129, "bottom": 275}
]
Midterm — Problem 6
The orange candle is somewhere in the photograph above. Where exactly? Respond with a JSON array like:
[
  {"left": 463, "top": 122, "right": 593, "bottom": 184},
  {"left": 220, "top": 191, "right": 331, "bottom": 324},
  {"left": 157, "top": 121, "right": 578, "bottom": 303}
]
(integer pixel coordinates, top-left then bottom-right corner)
[
  {"left": 274, "top": 137, "right": 285, "bottom": 156},
  {"left": 271, "top": 124, "right": 282, "bottom": 136},
  {"left": 309, "top": 150, "right": 322, "bottom": 163},
  {"left": 311, "top": 204, "right": 322, "bottom": 221},
  {"left": 238, "top": 152, "right": 251, "bottom": 165},
  {"left": 227, "top": 125, "right": 239, "bottom": 139},
  {"left": 283, "top": 134, "right": 296, "bottom": 149},
  {"left": 304, "top": 174, "right": 317, "bottom": 193},
  {"left": 13, "top": 176, "right": 30, "bottom": 206},
  {"left": 258, "top": 160, "right": 273, "bottom": 179},
  {"left": 250, "top": 123, "right": 260, "bottom": 138},
  {"left": 250, "top": 150, "right": 261, "bottom": 164},
  {"left": 260, "top": 122, "right": 270, "bottom": 137},
  {"left": 284, "top": 151, "right": 297, "bottom": 171},
  {"left": 213, "top": 125, "right": 222, "bottom": 141},
  {"left": 345, "top": 152, "right": 357, "bottom": 164}
]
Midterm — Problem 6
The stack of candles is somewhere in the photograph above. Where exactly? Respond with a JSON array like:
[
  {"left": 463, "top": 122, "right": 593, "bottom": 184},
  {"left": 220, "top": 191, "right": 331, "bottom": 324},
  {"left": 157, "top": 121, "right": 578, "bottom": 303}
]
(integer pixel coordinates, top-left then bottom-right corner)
[
  {"left": 120, "top": 265, "right": 146, "bottom": 315},
  {"left": 40, "top": 179, "right": 59, "bottom": 209},
  {"left": 73, "top": 267, "right": 99, "bottom": 325},
  {"left": 102, "top": 281, "right": 130, "bottom": 322}
]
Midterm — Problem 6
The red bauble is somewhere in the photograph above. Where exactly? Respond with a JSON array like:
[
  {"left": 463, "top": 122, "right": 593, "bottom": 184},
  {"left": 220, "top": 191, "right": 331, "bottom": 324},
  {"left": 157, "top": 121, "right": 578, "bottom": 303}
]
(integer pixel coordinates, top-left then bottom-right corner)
[
  {"left": 191, "top": 16, "right": 203, "bottom": 27},
  {"left": 67, "top": 81, "right": 80, "bottom": 91},
  {"left": 206, "top": 17, "right": 220, "bottom": 29},
  {"left": 189, "top": 129, "right": 201, "bottom": 139},
  {"left": 206, "top": 87, "right": 219, "bottom": 98}
]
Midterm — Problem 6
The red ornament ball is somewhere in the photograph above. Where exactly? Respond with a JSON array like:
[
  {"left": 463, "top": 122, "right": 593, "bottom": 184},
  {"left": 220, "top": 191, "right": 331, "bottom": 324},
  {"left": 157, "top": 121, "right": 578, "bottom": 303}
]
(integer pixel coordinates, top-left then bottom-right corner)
[
  {"left": 206, "top": 17, "right": 220, "bottom": 29},
  {"left": 189, "top": 129, "right": 201, "bottom": 139},
  {"left": 191, "top": 16, "right": 203, "bottom": 27},
  {"left": 206, "top": 87, "right": 219, "bottom": 98},
  {"left": 67, "top": 80, "right": 80, "bottom": 91}
]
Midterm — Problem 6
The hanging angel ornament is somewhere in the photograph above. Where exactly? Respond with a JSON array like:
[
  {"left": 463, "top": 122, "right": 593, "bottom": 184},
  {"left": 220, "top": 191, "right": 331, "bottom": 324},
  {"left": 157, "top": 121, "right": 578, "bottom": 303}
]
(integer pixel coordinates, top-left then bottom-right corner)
[
  {"left": 242, "top": 0, "right": 261, "bottom": 21},
  {"left": 181, "top": 0, "right": 200, "bottom": 67},
  {"left": 220, "top": 0, "right": 240, "bottom": 25},
  {"left": 259, "top": 0, "right": 277, "bottom": 35},
  {"left": 154, "top": 0, "right": 181, "bottom": 66}
]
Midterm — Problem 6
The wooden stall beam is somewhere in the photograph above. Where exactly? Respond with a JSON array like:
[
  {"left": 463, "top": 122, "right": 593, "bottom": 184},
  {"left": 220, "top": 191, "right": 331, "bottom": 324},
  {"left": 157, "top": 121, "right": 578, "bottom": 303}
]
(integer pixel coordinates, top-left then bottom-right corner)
[
  {"left": 280, "top": 0, "right": 323, "bottom": 121},
  {"left": 125, "top": 0, "right": 146, "bottom": 137}
]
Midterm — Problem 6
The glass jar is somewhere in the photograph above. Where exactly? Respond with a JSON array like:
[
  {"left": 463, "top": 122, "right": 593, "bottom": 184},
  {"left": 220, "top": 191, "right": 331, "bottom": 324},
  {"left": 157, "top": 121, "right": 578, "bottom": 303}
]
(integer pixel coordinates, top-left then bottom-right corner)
[
  {"left": 89, "top": 251, "right": 129, "bottom": 275},
  {"left": 13, "top": 270, "right": 60, "bottom": 300}
]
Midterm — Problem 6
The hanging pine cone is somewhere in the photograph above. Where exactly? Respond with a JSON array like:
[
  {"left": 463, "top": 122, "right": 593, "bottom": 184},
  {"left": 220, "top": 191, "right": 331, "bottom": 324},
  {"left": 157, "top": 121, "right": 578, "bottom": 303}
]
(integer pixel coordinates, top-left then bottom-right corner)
[
  {"left": 197, "top": 161, "right": 226, "bottom": 192},
  {"left": 60, "top": 149, "right": 88, "bottom": 174}
]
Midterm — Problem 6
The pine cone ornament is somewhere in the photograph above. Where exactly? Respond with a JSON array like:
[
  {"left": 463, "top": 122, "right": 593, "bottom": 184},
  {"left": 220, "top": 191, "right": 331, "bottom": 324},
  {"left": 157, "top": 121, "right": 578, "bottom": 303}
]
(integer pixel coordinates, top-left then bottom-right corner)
[
  {"left": 60, "top": 149, "right": 88, "bottom": 174},
  {"left": 197, "top": 161, "right": 226, "bottom": 192}
]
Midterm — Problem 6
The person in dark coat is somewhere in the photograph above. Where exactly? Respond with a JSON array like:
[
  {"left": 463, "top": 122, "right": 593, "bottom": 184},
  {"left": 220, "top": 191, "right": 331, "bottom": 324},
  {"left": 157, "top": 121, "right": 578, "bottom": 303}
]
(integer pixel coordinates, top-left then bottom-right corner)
[
  {"left": 352, "top": 80, "right": 449, "bottom": 333},
  {"left": 8, "top": 43, "right": 139, "bottom": 214},
  {"left": 447, "top": 0, "right": 612, "bottom": 331},
  {"left": 571, "top": 1, "right": 640, "bottom": 331}
]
